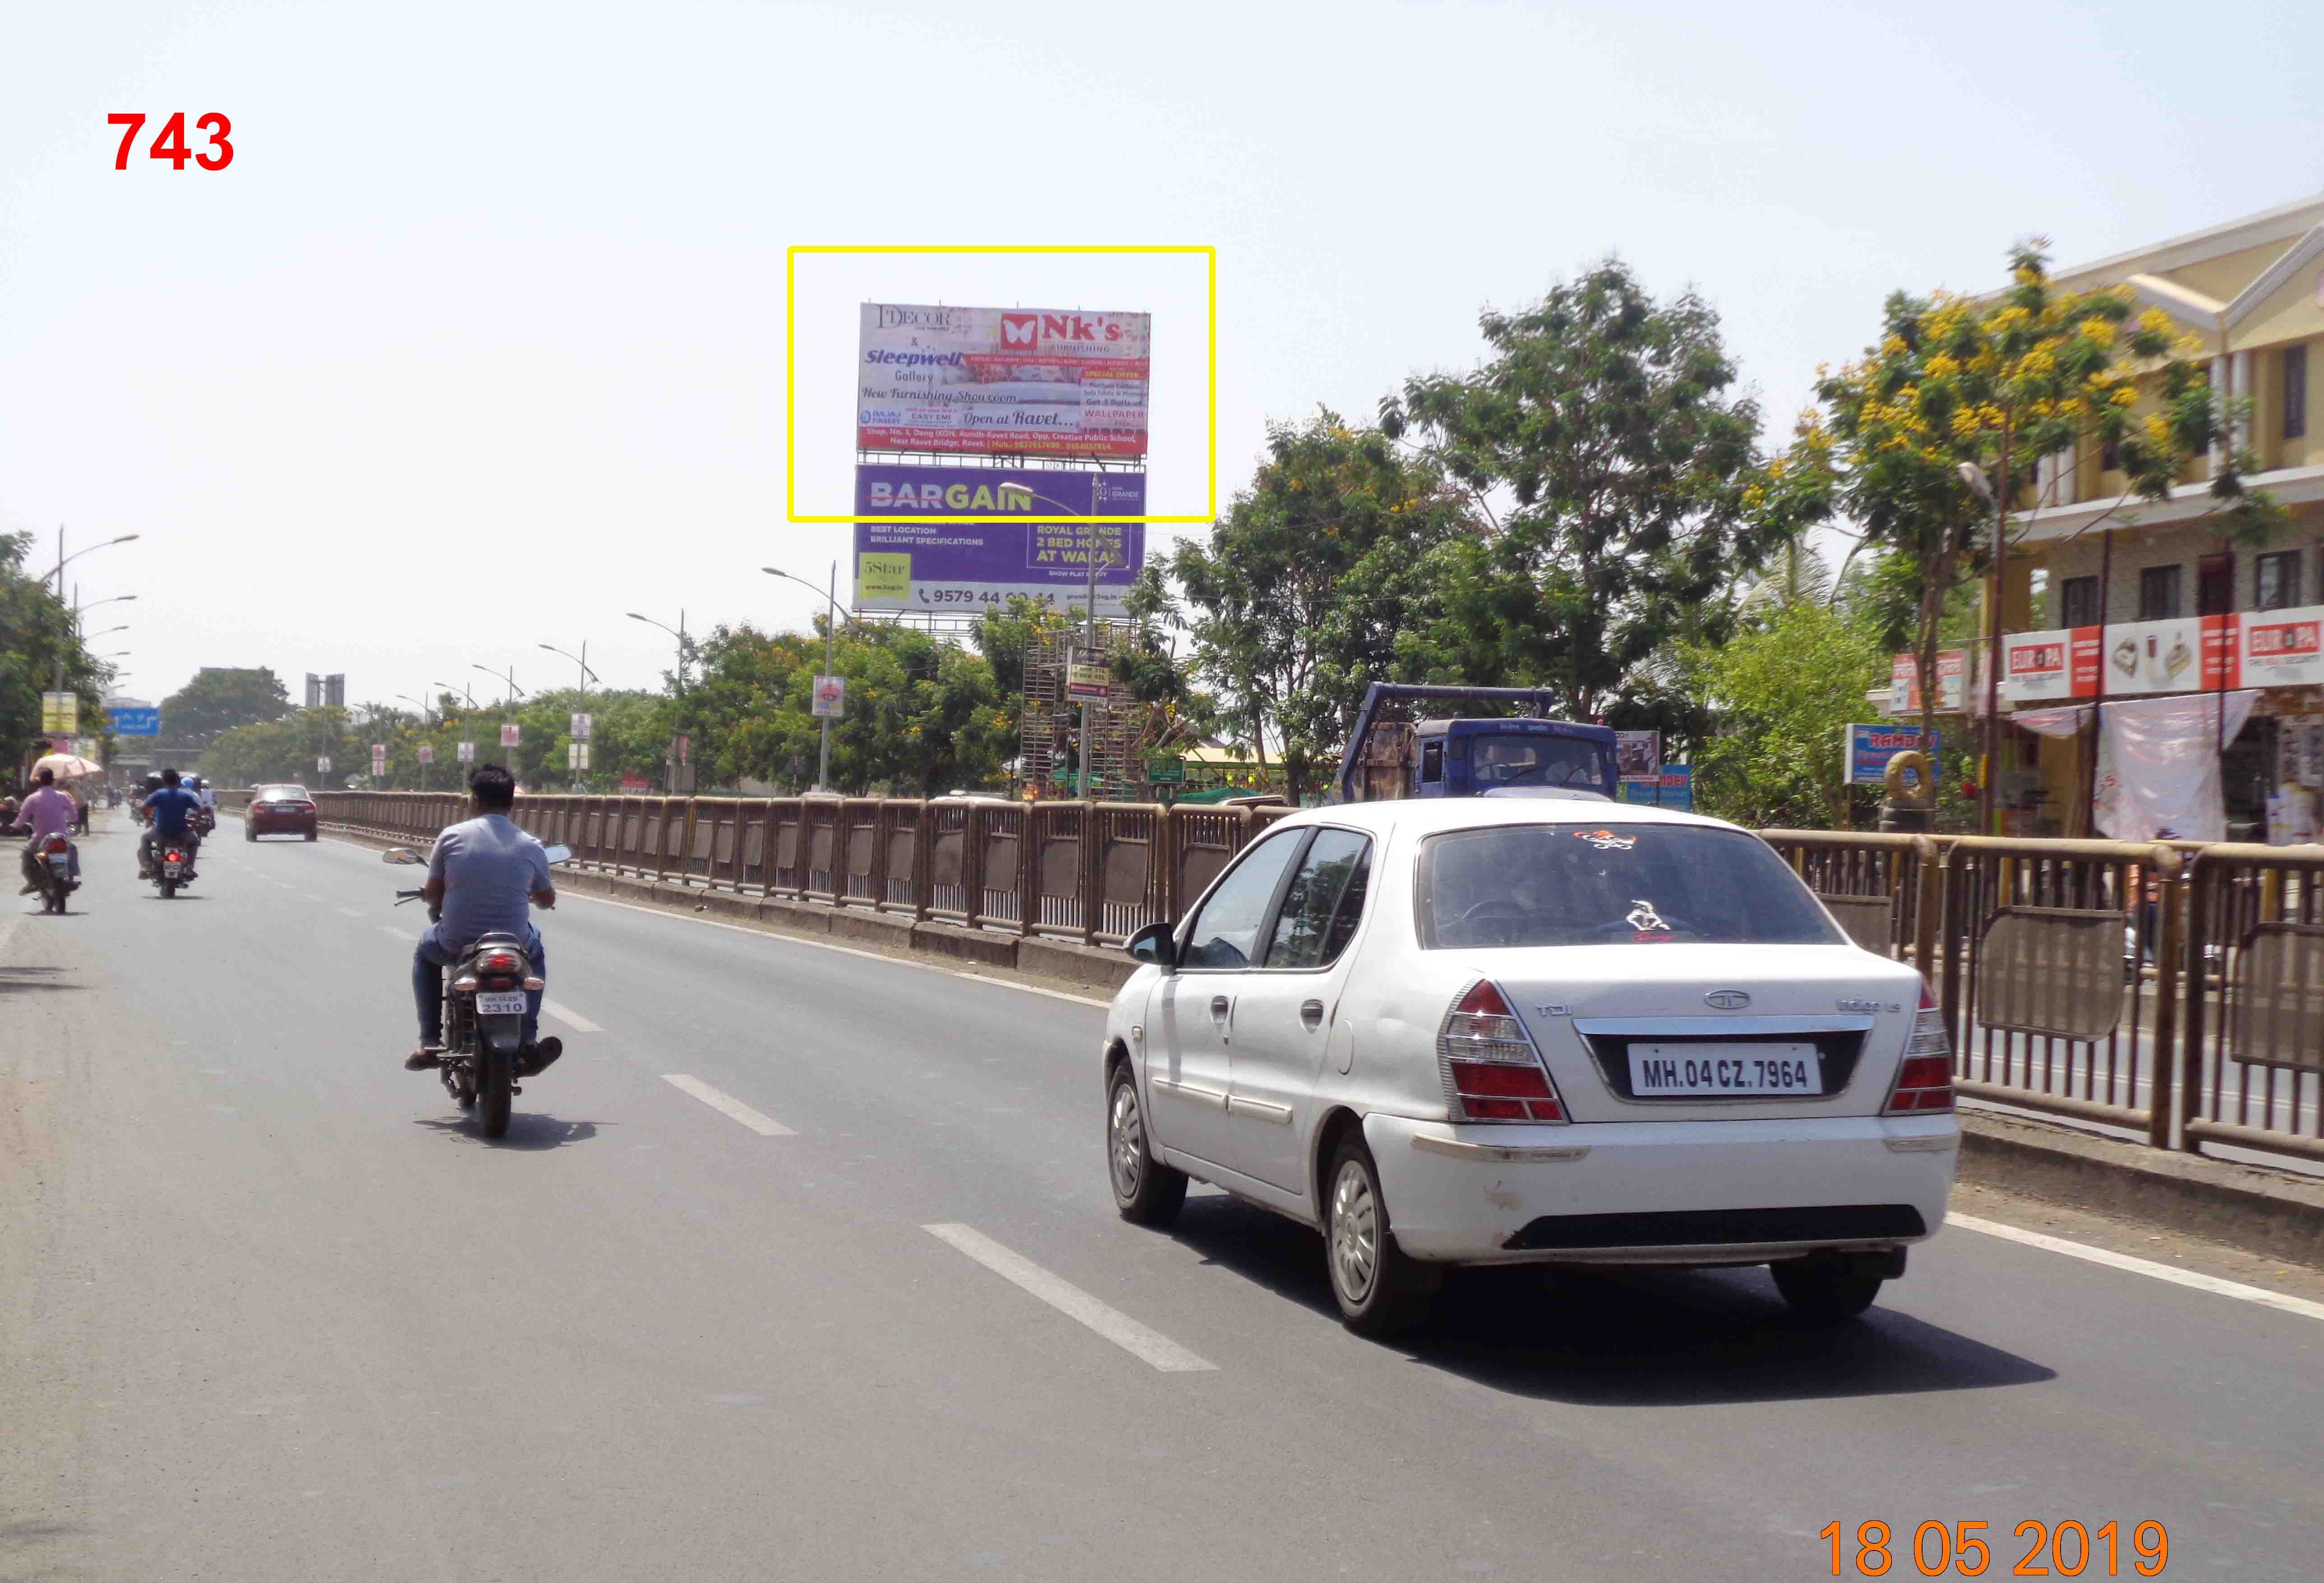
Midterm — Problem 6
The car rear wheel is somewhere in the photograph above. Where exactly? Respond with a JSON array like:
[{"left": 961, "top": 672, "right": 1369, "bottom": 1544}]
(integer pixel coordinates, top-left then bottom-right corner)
[
  {"left": 304, "top": 830, "right": 316, "bottom": 842},
  {"left": 1771, "top": 1256, "right": 1884, "bottom": 1324},
  {"left": 1107, "top": 1066, "right": 1186, "bottom": 1227},
  {"left": 1323, "top": 1136, "right": 1439, "bottom": 1338}
]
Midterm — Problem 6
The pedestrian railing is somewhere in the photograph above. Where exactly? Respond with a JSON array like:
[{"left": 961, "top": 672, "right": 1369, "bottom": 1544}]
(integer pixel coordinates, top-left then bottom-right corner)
[{"left": 275, "top": 789, "right": 2324, "bottom": 1173}]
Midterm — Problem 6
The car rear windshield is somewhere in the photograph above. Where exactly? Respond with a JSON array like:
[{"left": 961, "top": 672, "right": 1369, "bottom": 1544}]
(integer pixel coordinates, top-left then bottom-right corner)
[
  {"left": 1416, "top": 824, "right": 1844, "bottom": 949},
  {"left": 260, "top": 785, "right": 308, "bottom": 799}
]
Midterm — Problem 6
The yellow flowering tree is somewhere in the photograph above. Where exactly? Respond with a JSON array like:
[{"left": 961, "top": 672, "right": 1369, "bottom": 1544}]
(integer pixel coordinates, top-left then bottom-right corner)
[{"left": 1782, "top": 241, "right": 2266, "bottom": 748}]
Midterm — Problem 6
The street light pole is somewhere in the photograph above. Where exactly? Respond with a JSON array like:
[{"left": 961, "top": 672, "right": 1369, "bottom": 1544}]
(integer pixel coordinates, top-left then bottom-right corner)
[
  {"left": 764, "top": 566, "right": 851, "bottom": 794},
  {"left": 45, "top": 529, "right": 139, "bottom": 716},
  {"left": 627, "top": 611, "right": 693, "bottom": 793},
  {"left": 540, "top": 641, "right": 600, "bottom": 790}
]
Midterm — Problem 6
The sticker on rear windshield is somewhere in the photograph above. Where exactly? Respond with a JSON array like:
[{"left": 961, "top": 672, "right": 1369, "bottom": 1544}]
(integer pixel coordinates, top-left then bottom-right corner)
[
  {"left": 1625, "top": 898, "right": 1671, "bottom": 937},
  {"left": 1574, "top": 829, "right": 1637, "bottom": 851}
]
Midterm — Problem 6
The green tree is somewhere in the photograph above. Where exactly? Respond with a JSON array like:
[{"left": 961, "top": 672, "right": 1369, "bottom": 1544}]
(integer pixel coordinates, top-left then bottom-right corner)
[
  {"left": 1782, "top": 240, "right": 2276, "bottom": 751},
  {"left": 1380, "top": 259, "right": 1773, "bottom": 723},
  {"left": 1678, "top": 598, "right": 1890, "bottom": 829},
  {"left": 1171, "top": 411, "right": 1472, "bottom": 797},
  {"left": 161, "top": 666, "right": 290, "bottom": 747},
  {"left": 0, "top": 530, "right": 114, "bottom": 770}
]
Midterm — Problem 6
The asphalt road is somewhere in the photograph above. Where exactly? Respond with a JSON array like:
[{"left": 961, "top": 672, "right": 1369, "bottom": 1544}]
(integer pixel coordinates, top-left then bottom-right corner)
[{"left": 5, "top": 810, "right": 2322, "bottom": 1581}]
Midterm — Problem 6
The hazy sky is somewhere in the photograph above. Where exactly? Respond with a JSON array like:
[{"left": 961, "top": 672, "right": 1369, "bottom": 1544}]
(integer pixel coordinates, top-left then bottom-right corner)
[{"left": 5, "top": 0, "right": 2322, "bottom": 709}]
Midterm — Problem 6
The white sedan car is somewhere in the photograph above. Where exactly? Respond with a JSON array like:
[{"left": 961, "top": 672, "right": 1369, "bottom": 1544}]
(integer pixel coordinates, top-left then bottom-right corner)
[{"left": 1103, "top": 797, "right": 1957, "bottom": 1336}]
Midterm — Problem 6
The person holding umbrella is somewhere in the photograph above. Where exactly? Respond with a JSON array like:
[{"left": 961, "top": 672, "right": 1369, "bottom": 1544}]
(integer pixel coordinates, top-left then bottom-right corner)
[{"left": 9, "top": 767, "right": 81, "bottom": 896}]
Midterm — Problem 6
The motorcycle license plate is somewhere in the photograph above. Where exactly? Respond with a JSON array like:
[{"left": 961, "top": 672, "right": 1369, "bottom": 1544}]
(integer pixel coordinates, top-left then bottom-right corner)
[
  {"left": 475, "top": 991, "right": 526, "bottom": 1015},
  {"left": 162, "top": 863, "right": 181, "bottom": 877}
]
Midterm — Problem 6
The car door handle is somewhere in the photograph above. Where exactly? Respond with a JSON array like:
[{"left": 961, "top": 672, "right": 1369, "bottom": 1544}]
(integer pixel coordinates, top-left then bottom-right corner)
[
  {"left": 1300, "top": 999, "right": 1325, "bottom": 1031},
  {"left": 1209, "top": 995, "right": 1231, "bottom": 1025}
]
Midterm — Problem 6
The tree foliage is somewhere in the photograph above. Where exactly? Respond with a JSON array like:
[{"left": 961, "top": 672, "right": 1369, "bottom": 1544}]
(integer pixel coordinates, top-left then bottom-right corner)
[
  {"left": 1, "top": 530, "right": 114, "bottom": 770},
  {"left": 1381, "top": 259, "right": 1774, "bottom": 725},
  {"left": 1778, "top": 241, "right": 2271, "bottom": 745},
  {"left": 1678, "top": 597, "right": 1889, "bottom": 829},
  {"left": 161, "top": 666, "right": 290, "bottom": 746},
  {"left": 1171, "top": 411, "right": 1471, "bottom": 797}
]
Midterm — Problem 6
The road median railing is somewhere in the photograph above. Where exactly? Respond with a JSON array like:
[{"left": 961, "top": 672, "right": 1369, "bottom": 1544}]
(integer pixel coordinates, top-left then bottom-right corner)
[{"left": 272, "top": 789, "right": 2324, "bottom": 1174}]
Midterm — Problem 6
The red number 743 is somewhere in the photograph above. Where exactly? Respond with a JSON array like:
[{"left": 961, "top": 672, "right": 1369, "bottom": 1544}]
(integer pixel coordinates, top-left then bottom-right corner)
[{"left": 109, "top": 113, "right": 233, "bottom": 171}]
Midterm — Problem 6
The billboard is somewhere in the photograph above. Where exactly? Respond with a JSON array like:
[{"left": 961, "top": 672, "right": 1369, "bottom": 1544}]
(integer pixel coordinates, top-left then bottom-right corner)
[
  {"left": 853, "top": 465, "right": 1146, "bottom": 616},
  {"left": 857, "top": 304, "right": 1150, "bottom": 460},
  {"left": 1847, "top": 723, "right": 1941, "bottom": 785}
]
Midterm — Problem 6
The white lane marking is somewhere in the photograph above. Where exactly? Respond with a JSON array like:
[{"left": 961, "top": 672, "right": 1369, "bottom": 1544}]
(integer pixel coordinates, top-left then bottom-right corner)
[
  {"left": 954, "top": 971, "right": 1110, "bottom": 1009},
  {"left": 381, "top": 926, "right": 415, "bottom": 943},
  {"left": 922, "top": 1223, "right": 1216, "bottom": 1373},
  {"left": 1950, "top": 1213, "right": 2324, "bottom": 1325},
  {"left": 337, "top": 907, "right": 363, "bottom": 919},
  {"left": 541, "top": 999, "right": 601, "bottom": 1033},
  {"left": 661, "top": 1075, "right": 794, "bottom": 1136},
  {"left": 559, "top": 890, "right": 1118, "bottom": 1010},
  {"left": 303, "top": 893, "right": 326, "bottom": 902},
  {"left": 0, "top": 907, "right": 22, "bottom": 961}
]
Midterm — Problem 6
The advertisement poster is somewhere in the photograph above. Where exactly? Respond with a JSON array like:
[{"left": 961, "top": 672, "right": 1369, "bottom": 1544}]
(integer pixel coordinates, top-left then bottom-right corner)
[
  {"left": 2002, "top": 628, "right": 2103, "bottom": 703},
  {"left": 853, "top": 465, "right": 1146, "bottom": 616},
  {"left": 811, "top": 676, "right": 846, "bottom": 719},
  {"left": 857, "top": 304, "right": 1150, "bottom": 460},
  {"left": 1616, "top": 768, "right": 1692, "bottom": 809},
  {"left": 1615, "top": 730, "right": 1661, "bottom": 781},
  {"left": 1847, "top": 723, "right": 1940, "bottom": 785},
  {"left": 1888, "top": 650, "right": 1969, "bottom": 715},
  {"left": 40, "top": 692, "right": 77, "bottom": 733},
  {"left": 2100, "top": 616, "right": 2233, "bottom": 695}
]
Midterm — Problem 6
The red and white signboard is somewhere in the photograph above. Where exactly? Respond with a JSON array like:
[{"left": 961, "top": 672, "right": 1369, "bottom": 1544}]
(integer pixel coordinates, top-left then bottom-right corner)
[
  {"left": 499, "top": 722, "right": 520, "bottom": 747},
  {"left": 417, "top": 744, "right": 434, "bottom": 764},
  {"left": 370, "top": 744, "right": 387, "bottom": 774},
  {"left": 2236, "top": 610, "right": 2324, "bottom": 688},
  {"left": 856, "top": 304, "right": 1150, "bottom": 460},
  {"left": 2002, "top": 628, "right": 2101, "bottom": 704},
  {"left": 1889, "top": 650, "right": 1971, "bottom": 715}
]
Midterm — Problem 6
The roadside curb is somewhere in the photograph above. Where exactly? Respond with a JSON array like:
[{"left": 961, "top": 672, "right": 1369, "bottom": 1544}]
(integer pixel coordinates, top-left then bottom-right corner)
[{"left": 1957, "top": 1109, "right": 2324, "bottom": 1269}]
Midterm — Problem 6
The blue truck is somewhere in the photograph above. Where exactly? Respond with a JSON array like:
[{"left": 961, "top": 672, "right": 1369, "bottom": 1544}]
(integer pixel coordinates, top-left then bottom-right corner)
[{"left": 1329, "top": 684, "right": 1619, "bottom": 804}]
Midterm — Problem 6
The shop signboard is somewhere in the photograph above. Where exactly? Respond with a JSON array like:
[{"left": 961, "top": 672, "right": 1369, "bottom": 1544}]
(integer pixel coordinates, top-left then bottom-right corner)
[
  {"left": 40, "top": 692, "right": 77, "bottom": 734},
  {"left": 1145, "top": 756, "right": 1186, "bottom": 784},
  {"left": 856, "top": 304, "right": 1150, "bottom": 460},
  {"left": 2234, "top": 607, "right": 2324, "bottom": 689},
  {"left": 1888, "top": 650, "right": 1970, "bottom": 715},
  {"left": 2002, "top": 627, "right": 2103, "bottom": 703},
  {"left": 1847, "top": 723, "right": 1940, "bottom": 785},
  {"left": 1616, "top": 767, "right": 1693, "bottom": 809},
  {"left": 852, "top": 465, "right": 1146, "bottom": 616},
  {"left": 2099, "top": 615, "right": 2234, "bottom": 695}
]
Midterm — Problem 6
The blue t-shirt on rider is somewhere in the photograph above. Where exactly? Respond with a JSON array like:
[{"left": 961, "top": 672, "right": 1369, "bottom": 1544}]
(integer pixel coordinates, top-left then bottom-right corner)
[{"left": 145, "top": 786, "right": 198, "bottom": 836}]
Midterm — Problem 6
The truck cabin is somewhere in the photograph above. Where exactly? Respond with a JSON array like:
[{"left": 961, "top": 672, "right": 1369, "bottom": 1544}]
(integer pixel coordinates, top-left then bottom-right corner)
[{"left": 1413, "top": 718, "right": 1616, "bottom": 799}]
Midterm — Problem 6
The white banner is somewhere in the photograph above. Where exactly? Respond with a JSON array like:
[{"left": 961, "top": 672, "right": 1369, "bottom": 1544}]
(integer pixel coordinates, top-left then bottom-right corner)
[{"left": 857, "top": 304, "right": 1150, "bottom": 460}]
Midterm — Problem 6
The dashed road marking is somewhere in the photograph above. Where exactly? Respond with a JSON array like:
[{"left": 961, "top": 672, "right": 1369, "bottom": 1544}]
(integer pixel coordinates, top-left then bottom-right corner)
[
  {"left": 661, "top": 1075, "right": 794, "bottom": 1136},
  {"left": 922, "top": 1223, "right": 1217, "bottom": 1373},
  {"left": 541, "top": 999, "right": 601, "bottom": 1033},
  {"left": 381, "top": 926, "right": 414, "bottom": 943},
  {"left": 1951, "top": 1213, "right": 2324, "bottom": 1324},
  {"left": 337, "top": 907, "right": 363, "bottom": 919}
]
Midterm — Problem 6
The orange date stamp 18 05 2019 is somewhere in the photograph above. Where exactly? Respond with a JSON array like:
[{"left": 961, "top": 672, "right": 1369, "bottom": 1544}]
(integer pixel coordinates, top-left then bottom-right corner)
[{"left": 1819, "top": 1520, "right": 2169, "bottom": 1578}]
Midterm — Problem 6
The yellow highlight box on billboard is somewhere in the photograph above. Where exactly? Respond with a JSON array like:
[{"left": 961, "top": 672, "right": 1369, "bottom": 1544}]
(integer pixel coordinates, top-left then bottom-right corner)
[{"left": 785, "top": 244, "right": 1216, "bottom": 525}]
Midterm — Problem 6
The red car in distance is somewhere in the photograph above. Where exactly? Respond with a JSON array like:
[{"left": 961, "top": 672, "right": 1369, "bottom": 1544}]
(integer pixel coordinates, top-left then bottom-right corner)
[{"left": 245, "top": 783, "right": 318, "bottom": 842}]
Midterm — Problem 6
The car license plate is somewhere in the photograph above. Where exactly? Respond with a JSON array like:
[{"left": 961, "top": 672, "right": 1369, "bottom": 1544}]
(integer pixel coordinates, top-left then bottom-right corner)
[
  {"left": 474, "top": 990, "right": 526, "bottom": 1015},
  {"left": 1628, "top": 1043, "right": 1820, "bottom": 1097}
]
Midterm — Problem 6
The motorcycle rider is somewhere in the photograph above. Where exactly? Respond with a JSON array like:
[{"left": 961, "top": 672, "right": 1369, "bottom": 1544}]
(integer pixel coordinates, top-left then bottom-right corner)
[
  {"left": 10, "top": 768, "right": 81, "bottom": 895},
  {"left": 189, "top": 775, "right": 218, "bottom": 836},
  {"left": 405, "top": 762, "right": 563, "bottom": 1077},
  {"left": 138, "top": 767, "right": 202, "bottom": 879}
]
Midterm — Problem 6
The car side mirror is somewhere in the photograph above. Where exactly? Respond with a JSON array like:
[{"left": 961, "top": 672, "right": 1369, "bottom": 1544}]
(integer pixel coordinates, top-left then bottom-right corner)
[
  {"left": 382, "top": 847, "right": 425, "bottom": 866},
  {"left": 1125, "top": 920, "right": 1177, "bottom": 971}
]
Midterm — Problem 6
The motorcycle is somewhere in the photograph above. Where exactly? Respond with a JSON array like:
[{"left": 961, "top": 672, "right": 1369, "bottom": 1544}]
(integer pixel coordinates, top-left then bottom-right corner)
[
  {"left": 150, "top": 838, "right": 197, "bottom": 898},
  {"left": 192, "top": 807, "right": 217, "bottom": 839},
  {"left": 384, "top": 841, "right": 573, "bottom": 1140},
  {"left": 28, "top": 836, "right": 77, "bottom": 913}
]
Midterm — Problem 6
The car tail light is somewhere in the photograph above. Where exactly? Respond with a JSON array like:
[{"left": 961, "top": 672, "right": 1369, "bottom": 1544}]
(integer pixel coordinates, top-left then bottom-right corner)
[
  {"left": 1885, "top": 982, "right": 1955, "bottom": 1114},
  {"left": 1437, "top": 979, "right": 1567, "bottom": 1124}
]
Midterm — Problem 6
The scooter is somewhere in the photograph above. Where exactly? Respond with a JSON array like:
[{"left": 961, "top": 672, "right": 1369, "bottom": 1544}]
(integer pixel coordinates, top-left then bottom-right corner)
[{"left": 384, "top": 841, "right": 573, "bottom": 1140}]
